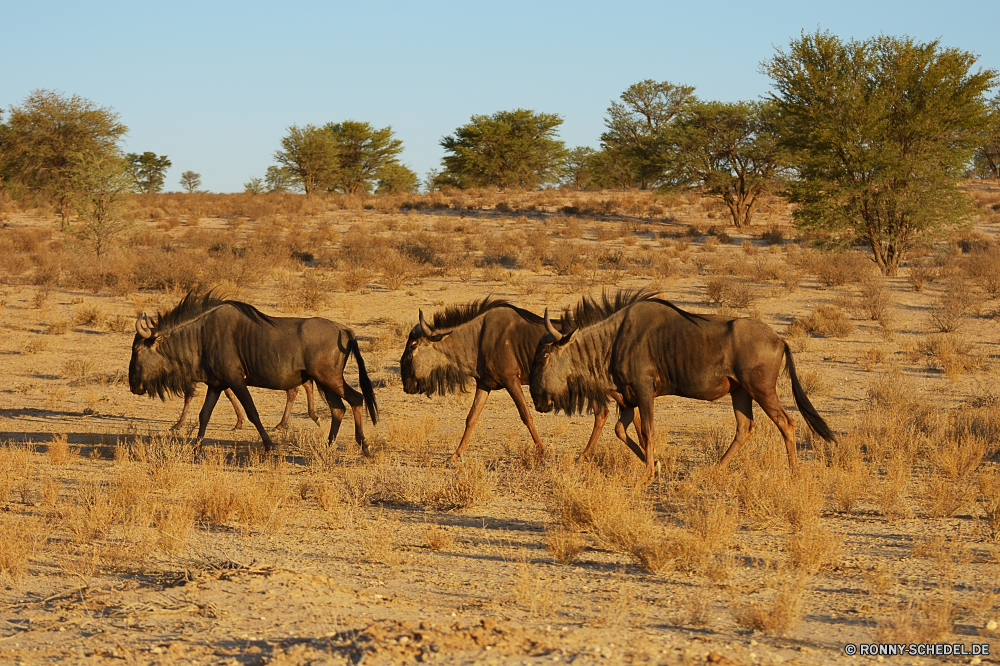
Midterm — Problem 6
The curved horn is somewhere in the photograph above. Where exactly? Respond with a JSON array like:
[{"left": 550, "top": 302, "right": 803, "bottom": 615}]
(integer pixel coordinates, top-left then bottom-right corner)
[
  {"left": 418, "top": 309, "right": 433, "bottom": 337},
  {"left": 135, "top": 313, "right": 152, "bottom": 339},
  {"left": 544, "top": 308, "right": 562, "bottom": 342}
]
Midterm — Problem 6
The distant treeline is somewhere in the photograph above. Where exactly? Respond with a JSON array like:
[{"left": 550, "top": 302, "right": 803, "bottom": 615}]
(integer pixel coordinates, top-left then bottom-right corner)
[{"left": 0, "top": 29, "right": 998, "bottom": 274}]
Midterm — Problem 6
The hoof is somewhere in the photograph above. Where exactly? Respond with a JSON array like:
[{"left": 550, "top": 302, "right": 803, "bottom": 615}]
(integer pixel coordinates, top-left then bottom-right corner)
[{"left": 361, "top": 443, "right": 372, "bottom": 458}]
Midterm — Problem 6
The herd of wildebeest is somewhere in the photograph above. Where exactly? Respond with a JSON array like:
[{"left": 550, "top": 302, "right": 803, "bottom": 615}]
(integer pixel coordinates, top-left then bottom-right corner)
[{"left": 127, "top": 289, "right": 836, "bottom": 482}]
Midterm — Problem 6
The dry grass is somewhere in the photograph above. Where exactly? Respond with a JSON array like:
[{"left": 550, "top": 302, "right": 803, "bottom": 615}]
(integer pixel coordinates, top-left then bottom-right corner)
[
  {"left": 876, "top": 596, "right": 957, "bottom": 644},
  {"left": 733, "top": 575, "right": 807, "bottom": 635},
  {"left": 978, "top": 469, "right": 1000, "bottom": 541},
  {"left": 907, "top": 334, "right": 988, "bottom": 381},
  {"left": 546, "top": 464, "right": 656, "bottom": 554},
  {"left": 928, "top": 281, "right": 981, "bottom": 332},
  {"left": 786, "top": 523, "right": 842, "bottom": 572},
  {"left": 0, "top": 513, "right": 44, "bottom": 579},
  {"left": 788, "top": 304, "right": 853, "bottom": 339},
  {"left": 46, "top": 433, "right": 78, "bottom": 465},
  {"left": 545, "top": 525, "right": 585, "bottom": 565}
]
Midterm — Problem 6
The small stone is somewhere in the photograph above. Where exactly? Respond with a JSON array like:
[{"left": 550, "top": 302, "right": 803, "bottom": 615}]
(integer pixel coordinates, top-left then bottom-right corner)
[
  {"left": 987, "top": 620, "right": 998, "bottom": 631},
  {"left": 750, "top": 640, "right": 758, "bottom": 647}
]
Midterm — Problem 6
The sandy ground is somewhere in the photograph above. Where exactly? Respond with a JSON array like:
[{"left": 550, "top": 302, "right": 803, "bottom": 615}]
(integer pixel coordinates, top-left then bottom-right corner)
[{"left": 2, "top": 195, "right": 1000, "bottom": 665}]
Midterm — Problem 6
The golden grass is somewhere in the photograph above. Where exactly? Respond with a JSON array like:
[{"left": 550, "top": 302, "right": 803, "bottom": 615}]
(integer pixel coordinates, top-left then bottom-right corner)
[{"left": 733, "top": 576, "right": 807, "bottom": 635}]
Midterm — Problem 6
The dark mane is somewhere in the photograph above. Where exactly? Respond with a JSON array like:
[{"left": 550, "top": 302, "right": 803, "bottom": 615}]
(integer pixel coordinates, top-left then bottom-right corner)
[
  {"left": 430, "top": 296, "right": 543, "bottom": 330},
  {"left": 560, "top": 288, "right": 707, "bottom": 333},
  {"left": 153, "top": 290, "right": 274, "bottom": 332}
]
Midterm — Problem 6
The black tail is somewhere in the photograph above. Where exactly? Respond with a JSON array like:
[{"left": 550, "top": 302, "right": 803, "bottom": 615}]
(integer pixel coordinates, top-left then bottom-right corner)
[
  {"left": 784, "top": 342, "right": 836, "bottom": 443},
  {"left": 349, "top": 337, "right": 379, "bottom": 426}
]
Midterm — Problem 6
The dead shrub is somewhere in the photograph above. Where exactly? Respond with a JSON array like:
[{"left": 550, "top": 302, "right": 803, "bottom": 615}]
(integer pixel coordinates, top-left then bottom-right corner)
[
  {"left": 46, "top": 433, "right": 78, "bottom": 465},
  {"left": 794, "top": 304, "right": 853, "bottom": 338},
  {"left": 0, "top": 514, "right": 44, "bottom": 579},
  {"left": 876, "top": 597, "right": 956, "bottom": 645},
  {"left": 74, "top": 304, "right": 105, "bottom": 327},
  {"left": 786, "top": 523, "right": 842, "bottom": 572},
  {"left": 547, "top": 466, "right": 656, "bottom": 553},
  {"left": 813, "top": 251, "right": 872, "bottom": 287},
  {"left": 857, "top": 276, "right": 892, "bottom": 322},
  {"left": 545, "top": 525, "right": 585, "bottom": 565},
  {"left": 733, "top": 576, "right": 806, "bottom": 635},
  {"left": 963, "top": 249, "right": 1000, "bottom": 298},
  {"left": 423, "top": 521, "right": 454, "bottom": 551},
  {"left": 920, "top": 475, "right": 978, "bottom": 518},
  {"left": 928, "top": 281, "right": 981, "bottom": 332},
  {"left": 433, "top": 458, "right": 494, "bottom": 511},
  {"left": 977, "top": 470, "right": 1000, "bottom": 541},
  {"left": 152, "top": 503, "right": 195, "bottom": 553},
  {"left": 705, "top": 276, "right": 756, "bottom": 308},
  {"left": 192, "top": 465, "right": 238, "bottom": 526},
  {"left": 909, "top": 334, "right": 987, "bottom": 381},
  {"left": 358, "top": 510, "right": 403, "bottom": 565}
]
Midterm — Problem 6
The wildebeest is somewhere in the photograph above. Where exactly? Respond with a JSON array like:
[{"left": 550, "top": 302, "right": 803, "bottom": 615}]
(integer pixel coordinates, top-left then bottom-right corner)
[
  {"left": 129, "top": 292, "right": 377, "bottom": 455},
  {"left": 399, "top": 297, "right": 644, "bottom": 464},
  {"left": 171, "top": 381, "right": 320, "bottom": 431},
  {"left": 530, "top": 289, "right": 836, "bottom": 483}
]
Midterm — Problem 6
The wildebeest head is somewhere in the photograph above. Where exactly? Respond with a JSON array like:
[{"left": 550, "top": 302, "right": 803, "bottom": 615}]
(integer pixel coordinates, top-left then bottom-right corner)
[
  {"left": 530, "top": 308, "right": 610, "bottom": 416},
  {"left": 528, "top": 309, "right": 573, "bottom": 413},
  {"left": 399, "top": 310, "right": 468, "bottom": 396},
  {"left": 129, "top": 312, "right": 197, "bottom": 400}
]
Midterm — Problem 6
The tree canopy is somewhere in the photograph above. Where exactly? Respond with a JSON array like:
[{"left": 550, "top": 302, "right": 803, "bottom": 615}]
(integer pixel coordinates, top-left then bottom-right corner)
[
  {"left": 127, "top": 151, "right": 171, "bottom": 193},
  {"left": 325, "top": 121, "right": 404, "bottom": 194},
  {"left": 764, "top": 30, "right": 997, "bottom": 275},
  {"left": 0, "top": 89, "right": 128, "bottom": 215},
  {"left": 667, "top": 100, "right": 787, "bottom": 227},
  {"left": 179, "top": 171, "right": 202, "bottom": 193},
  {"left": 974, "top": 94, "right": 1000, "bottom": 179},
  {"left": 273, "top": 124, "right": 339, "bottom": 195},
  {"left": 439, "top": 109, "right": 566, "bottom": 190},
  {"left": 599, "top": 80, "right": 695, "bottom": 189}
]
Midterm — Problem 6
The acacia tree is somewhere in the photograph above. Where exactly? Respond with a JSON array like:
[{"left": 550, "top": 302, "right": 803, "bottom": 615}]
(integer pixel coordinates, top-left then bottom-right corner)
[
  {"left": 974, "top": 94, "right": 1000, "bottom": 179},
  {"left": 0, "top": 89, "right": 127, "bottom": 219},
  {"left": 561, "top": 146, "right": 597, "bottom": 190},
  {"left": 668, "top": 100, "right": 786, "bottom": 228},
  {"left": 375, "top": 163, "right": 419, "bottom": 194},
  {"left": 179, "top": 170, "right": 201, "bottom": 193},
  {"left": 765, "top": 31, "right": 997, "bottom": 275},
  {"left": 598, "top": 80, "right": 695, "bottom": 189},
  {"left": 440, "top": 109, "right": 567, "bottom": 190},
  {"left": 127, "top": 151, "right": 171, "bottom": 193},
  {"left": 325, "top": 121, "right": 404, "bottom": 194},
  {"left": 273, "top": 124, "right": 338, "bottom": 194},
  {"left": 65, "top": 150, "right": 136, "bottom": 257}
]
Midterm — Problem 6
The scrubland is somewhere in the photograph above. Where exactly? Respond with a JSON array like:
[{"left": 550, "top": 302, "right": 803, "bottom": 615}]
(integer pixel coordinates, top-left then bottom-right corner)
[{"left": 1, "top": 183, "right": 1000, "bottom": 664}]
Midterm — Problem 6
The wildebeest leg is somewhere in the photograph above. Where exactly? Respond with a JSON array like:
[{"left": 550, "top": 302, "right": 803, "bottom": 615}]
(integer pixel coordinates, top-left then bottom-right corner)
[
  {"left": 172, "top": 392, "right": 195, "bottom": 430},
  {"left": 304, "top": 380, "right": 319, "bottom": 425},
  {"left": 227, "top": 383, "right": 275, "bottom": 452},
  {"left": 613, "top": 406, "right": 647, "bottom": 463},
  {"left": 576, "top": 401, "right": 610, "bottom": 463},
  {"left": 637, "top": 398, "right": 657, "bottom": 485},
  {"left": 196, "top": 386, "right": 224, "bottom": 455},
  {"left": 223, "top": 388, "right": 245, "bottom": 430},
  {"left": 447, "top": 387, "right": 490, "bottom": 464},
  {"left": 317, "top": 384, "right": 347, "bottom": 443},
  {"left": 718, "top": 387, "right": 755, "bottom": 468},
  {"left": 754, "top": 388, "right": 799, "bottom": 472},
  {"left": 503, "top": 381, "right": 545, "bottom": 458},
  {"left": 276, "top": 386, "right": 299, "bottom": 429},
  {"left": 339, "top": 384, "right": 370, "bottom": 456}
]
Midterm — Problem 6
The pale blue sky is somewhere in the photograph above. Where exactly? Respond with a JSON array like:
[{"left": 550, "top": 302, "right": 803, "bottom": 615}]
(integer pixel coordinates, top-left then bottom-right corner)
[{"left": 3, "top": 1, "right": 997, "bottom": 192}]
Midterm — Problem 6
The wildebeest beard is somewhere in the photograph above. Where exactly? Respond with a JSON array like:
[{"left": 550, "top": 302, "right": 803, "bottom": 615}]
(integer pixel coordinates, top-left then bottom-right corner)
[
  {"left": 414, "top": 363, "right": 470, "bottom": 397},
  {"left": 548, "top": 375, "right": 610, "bottom": 416},
  {"left": 135, "top": 328, "right": 203, "bottom": 401}
]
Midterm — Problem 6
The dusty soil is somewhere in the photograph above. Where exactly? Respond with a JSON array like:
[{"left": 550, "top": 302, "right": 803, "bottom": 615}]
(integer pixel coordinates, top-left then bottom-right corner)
[{"left": 2, "top": 188, "right": 999, "bottom": 665}]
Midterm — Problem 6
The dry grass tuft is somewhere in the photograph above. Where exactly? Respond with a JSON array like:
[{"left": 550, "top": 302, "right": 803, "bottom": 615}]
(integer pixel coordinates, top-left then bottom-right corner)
[
  {"left": 928, "top": 282, "right": 981, "bottom": 332},
  {"left": 46, "top": 433, "right": 78, "bottom": 465},
  {"left": 433, "top": 458, "right": 495, "bottom": 511},
  {"left": 876, "top": 596, "right": 957, "bottom": 644},
  {"left": 0, "top": 514, "right": 44, "bottom": 579},
  {"left": 733, "top": 576, "right": 807, "bottom": 635},
  {"left": 422, "top": 521, "right": 454, "bottom": 551},
  {"left": 545, "top": 525, "right": 585, "bottom": 565},
  {"left": 978, "top": 470, "right": 1000, "bottom": 541},
  {"left": 789, "top": 304, "right": 854, "bottom": 338},
  {"left": 786, "top": 523, "right": 842, "bottom": 572}
]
